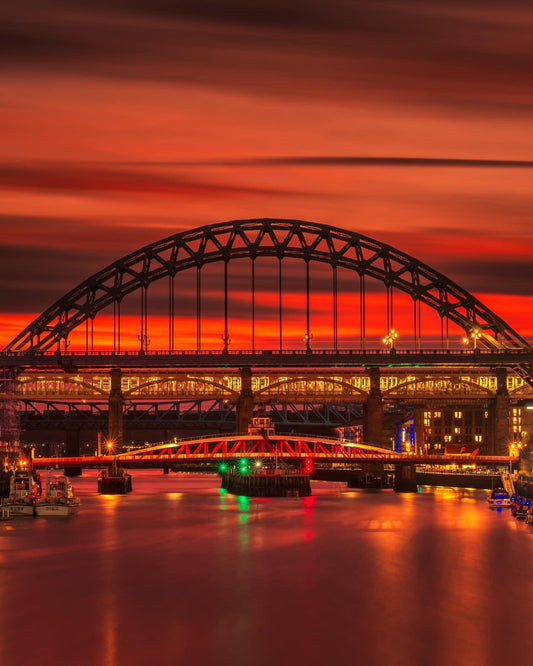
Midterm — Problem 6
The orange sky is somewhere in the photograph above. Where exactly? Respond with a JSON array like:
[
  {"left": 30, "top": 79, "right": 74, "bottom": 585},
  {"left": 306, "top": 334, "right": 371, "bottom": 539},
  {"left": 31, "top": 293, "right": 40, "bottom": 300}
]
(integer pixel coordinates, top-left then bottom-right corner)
[{"left": 2, "top": 1, "right": 533, "bottom": 349}]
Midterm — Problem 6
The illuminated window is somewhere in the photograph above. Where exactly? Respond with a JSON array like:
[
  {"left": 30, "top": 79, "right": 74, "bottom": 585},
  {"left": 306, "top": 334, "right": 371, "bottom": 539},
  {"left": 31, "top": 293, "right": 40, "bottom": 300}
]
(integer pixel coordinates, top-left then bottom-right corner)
[{"left": 454, "top": 411, "right": 462, "bottom": 419}]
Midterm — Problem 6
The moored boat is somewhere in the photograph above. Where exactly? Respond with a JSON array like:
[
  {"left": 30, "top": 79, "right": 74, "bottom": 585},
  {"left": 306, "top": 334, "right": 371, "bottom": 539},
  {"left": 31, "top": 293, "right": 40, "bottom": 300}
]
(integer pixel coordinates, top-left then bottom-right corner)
[
  {"left": 511, "top": 496, "right": 530, "bottom": 519},
  {"left": 35, "top": 474, "right": 80, "bottom": 517},
  {"left": 487, "top": 488, "right": 511, "bottom": 508},
  {"left": 0, "top": 470, "right": 42, "bottom": 516}
]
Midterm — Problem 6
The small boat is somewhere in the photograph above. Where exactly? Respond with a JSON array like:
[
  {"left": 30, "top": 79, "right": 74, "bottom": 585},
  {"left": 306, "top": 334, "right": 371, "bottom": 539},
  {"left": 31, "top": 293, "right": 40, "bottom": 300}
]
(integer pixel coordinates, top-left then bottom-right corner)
[
  {"left": 487, "top": 488, "right": 511, "bottom": 508},
  {"left": 35, "top": 474, "right": 80, "bottom": 517},
  {"left": 511, "top": 497, "right": 530, "bottom": 520},
  {"left": 0, "top": 470, "right": 42, "bottom": 516}
]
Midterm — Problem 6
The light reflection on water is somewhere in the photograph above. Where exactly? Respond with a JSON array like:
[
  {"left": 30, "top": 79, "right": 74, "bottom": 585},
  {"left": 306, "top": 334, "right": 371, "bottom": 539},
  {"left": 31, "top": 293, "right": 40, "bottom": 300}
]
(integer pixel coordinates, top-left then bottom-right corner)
[{"left": 1, "top": 470, "right": 533, "bottom": 666}]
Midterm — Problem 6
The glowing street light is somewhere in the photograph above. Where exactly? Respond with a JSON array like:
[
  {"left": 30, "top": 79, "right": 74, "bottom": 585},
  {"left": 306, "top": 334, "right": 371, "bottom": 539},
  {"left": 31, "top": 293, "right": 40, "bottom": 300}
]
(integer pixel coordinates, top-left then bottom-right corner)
[
  {"left": 470, "top": 328, "right": 481, "bottom": 349},
  {"left": 303, "top": 332, "right": 313, "bottom": 353},
  {"left": 463, "top": 328, "right": 482, "bottom": 350},
  {"left": 383, "top": 329, "right": 398, "bottom": 350}
]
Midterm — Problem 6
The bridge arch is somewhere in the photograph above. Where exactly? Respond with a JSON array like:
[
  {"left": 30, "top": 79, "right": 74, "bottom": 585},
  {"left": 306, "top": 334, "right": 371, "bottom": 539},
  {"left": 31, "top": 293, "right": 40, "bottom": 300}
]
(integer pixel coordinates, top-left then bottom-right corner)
[
  {"left": 255, "top": 376, "right": 368, "bottom": 402},
  {"left": 16, "top": 375, "right": 108, "bottom": 398},
  {"left": 123, "top": 375, "right": 240, "bottom": 400},
  {"left": 3, "top": 218, "right": 530, "bottom": 353},
  {"left": 383, "top": 376, "right": 495, "bottom": 399}
]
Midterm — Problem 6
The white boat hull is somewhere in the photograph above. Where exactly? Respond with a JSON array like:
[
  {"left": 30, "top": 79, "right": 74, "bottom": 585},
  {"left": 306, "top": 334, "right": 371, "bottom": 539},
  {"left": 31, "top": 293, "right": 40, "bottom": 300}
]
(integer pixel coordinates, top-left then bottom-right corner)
[
  {"left": 35, "top": 502, "right": 80, "bottom": 517},
  {"left": 1, "top": 502, "right": 35, "bottom": 516}
]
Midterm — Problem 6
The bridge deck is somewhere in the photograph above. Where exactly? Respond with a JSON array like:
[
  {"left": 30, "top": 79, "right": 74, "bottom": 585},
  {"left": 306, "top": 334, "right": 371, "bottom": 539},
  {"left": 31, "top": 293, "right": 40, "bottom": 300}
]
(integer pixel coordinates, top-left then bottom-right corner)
[{"left": 3, "top": 348, "right": 533, "bottom": 369}]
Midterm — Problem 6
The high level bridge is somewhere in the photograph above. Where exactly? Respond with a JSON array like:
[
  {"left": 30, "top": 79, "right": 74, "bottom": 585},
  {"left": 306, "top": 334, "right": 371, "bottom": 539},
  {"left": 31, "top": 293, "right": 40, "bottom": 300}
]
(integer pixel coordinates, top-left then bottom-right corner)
[{"left": 1, "top": 219, "right": 532, "bottom": 461}]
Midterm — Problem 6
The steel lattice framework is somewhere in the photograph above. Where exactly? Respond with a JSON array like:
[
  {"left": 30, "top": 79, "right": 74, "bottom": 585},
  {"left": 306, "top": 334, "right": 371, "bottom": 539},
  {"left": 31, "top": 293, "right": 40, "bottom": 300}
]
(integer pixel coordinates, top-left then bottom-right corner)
[
  {"left": 19, "top": 399, "right": 363, "bottom": 428},
  {"left": 3, "top": 218, "right": 531, "bottom": 353}
]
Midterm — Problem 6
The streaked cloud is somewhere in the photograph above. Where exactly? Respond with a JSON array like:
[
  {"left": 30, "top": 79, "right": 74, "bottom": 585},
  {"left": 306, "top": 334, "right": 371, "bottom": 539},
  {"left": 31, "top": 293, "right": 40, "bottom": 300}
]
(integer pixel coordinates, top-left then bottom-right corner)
[{"left": 2, "top": 0, "right": 533, "bottom": 345}]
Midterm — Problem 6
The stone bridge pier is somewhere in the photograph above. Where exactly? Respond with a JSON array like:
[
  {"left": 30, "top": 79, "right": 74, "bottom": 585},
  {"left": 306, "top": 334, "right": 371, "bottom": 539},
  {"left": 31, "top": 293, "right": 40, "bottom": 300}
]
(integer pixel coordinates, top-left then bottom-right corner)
[
  {"left": 364, "top": 367, "right": 383, "bottom": 447},
  {"left": 108, "top": 367, "right": 124, "bottom": 453},
  {"left": 492, "top": 367, "right": 509, "bottom": 456},
  {"left": 237, "top": 367, "right": 254, "bottom": 433}
]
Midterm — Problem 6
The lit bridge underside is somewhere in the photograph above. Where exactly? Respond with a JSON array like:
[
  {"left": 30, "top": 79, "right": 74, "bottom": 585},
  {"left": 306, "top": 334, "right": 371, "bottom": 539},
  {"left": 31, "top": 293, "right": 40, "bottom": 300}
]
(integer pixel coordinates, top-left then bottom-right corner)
[
  {"left": 13, "top": 365, "right": 533, "bottom": 401},
  {"left": 30, "top": 434, "right": 517, "bottom": 469}
]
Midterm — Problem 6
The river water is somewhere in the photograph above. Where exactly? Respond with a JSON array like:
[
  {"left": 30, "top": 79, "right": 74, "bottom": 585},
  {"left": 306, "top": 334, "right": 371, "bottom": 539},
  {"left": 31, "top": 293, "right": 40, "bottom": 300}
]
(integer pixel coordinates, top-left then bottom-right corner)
[{"left": 2, "top": 470, "right": 532, "bottom": 666}]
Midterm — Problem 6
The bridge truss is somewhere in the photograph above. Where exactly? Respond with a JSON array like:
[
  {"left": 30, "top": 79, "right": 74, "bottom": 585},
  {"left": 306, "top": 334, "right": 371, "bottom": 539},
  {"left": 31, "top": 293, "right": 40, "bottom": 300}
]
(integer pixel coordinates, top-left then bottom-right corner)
[{"left": 3, "top": 219, "right": 531, "bottom": 356}]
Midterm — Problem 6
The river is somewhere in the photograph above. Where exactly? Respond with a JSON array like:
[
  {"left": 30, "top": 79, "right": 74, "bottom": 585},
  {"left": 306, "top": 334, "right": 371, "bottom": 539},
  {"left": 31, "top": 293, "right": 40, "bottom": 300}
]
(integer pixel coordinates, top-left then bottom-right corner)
[{"left": 1, "top": 470, "right": 532, "bottom": 666}]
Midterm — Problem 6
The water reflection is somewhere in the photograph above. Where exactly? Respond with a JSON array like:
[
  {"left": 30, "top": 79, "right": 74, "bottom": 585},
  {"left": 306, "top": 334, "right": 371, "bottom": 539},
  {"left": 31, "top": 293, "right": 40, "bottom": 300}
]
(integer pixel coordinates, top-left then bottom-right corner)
[
  {"left": 2, "top": 471, "right": 533, "bottom": 666},
  {"left": 101, "top": 495, "right": 119, "bottom": 666}
]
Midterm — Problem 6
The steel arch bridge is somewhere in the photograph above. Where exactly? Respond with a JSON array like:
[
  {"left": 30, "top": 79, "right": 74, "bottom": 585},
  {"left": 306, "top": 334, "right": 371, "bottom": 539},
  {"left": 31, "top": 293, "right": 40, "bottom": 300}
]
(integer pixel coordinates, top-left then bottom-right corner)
[
  {"left": 3, "top": 218, "right": 531, "bottom": 355},
  {"left": 1, "top": 218, "right": 532, "bottom": 460}
]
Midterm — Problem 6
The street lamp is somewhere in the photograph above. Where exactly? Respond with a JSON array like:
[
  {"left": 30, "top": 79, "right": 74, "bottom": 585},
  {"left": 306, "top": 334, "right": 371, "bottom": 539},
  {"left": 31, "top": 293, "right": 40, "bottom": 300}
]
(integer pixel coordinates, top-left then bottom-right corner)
[
  {"left": 138, "top": 333, "right": 150, "bottom": 354},
  {"left": 221, "top": 332, "right": 231, "bottom": 352},
  {"left": 470, "top": 328, "right": 481, "bottom": 349},
  {"left": 303, "top": 332, "right": 313, "bottom": 353},
  {"left": 509, "top": 442, "right": 517, "bottom": 474},
  {"left": 383, "top": 329, "right": 398, "bottom": 351}
]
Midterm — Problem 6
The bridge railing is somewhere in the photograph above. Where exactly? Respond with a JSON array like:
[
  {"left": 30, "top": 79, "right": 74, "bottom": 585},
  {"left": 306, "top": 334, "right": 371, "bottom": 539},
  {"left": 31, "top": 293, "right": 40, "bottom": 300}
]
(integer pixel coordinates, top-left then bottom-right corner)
[{"left": 2, "top": 347, "right": 532, "bottom": 358}]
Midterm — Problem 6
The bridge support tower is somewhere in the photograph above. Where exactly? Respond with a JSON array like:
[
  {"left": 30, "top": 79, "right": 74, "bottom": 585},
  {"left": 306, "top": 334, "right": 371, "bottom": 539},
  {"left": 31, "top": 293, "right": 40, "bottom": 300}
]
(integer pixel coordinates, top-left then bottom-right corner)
[
  {"left": 492, "top": 367, "right": 510, "bottom": 456},
  {"left": 237, "top": 367, "right": 254, "bottom": 433},
  {"left": 108, "top": 367, "right": 124, "bottom": 454},
  {"left": 364, "top": 368, "right": 383, "bottom": 447},
  {"left": 65, "top": 427, "right": 82, "bottom": 476}
]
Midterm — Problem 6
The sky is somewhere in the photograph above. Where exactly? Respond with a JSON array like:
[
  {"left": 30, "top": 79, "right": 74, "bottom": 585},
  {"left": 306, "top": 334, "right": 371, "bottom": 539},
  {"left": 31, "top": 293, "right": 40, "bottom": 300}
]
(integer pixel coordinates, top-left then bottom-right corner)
[{"left": 2, "top": 0, "right": 533, "bottom": 349}]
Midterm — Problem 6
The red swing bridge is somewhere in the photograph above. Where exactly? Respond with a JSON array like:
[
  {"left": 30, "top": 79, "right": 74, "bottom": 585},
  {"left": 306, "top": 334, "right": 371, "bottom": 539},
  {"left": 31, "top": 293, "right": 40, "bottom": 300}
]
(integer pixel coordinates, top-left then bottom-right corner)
[{"left": 29, "top": 432, "right": 516, "bottom": 470}]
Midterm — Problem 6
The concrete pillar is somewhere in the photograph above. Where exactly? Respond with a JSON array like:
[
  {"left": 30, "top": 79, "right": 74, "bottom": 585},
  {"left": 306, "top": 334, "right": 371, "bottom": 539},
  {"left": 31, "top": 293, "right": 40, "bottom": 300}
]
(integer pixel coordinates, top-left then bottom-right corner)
[
  {"left": 492, "top": 367, "right": 509, "bottom": 456},
  {"left": 65, "top": 428, "right": 82, "bottom": 476},
  {"left": 108, "top": 367, "right": 124, "bottom": 453},
  {"left": 364, "top": 367, "right": 383, "bottom": 447},
  {"left": 237, "top": 367, "right": 254, "bottom": 433},
  {"left": 65, "top": 427, "right": 80, "bottom": 457},
  {"left": 394, "top": 463, "right": 418, "bottom": 493}
]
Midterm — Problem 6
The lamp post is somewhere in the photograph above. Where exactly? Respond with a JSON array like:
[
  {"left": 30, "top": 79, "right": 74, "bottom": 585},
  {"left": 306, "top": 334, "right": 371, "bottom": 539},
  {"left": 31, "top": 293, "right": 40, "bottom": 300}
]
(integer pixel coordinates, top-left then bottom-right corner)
[
  {"left": 303, "top": 332, "right": 313, "bottom": 353},
  {"left": 509, "top": 442, "right": 516, "bottom": 474},
  {"left": 221, "top": 332, "right": 231, "bottom": 352},
  {"left": 138, "top": 333, "right": 150, "bottom": 354},
  {"left": 470, "top": 328, "right": 481, "bottom": 349},
  {"left": 383, "top": 329, "right": 398, "bottom": 351}
]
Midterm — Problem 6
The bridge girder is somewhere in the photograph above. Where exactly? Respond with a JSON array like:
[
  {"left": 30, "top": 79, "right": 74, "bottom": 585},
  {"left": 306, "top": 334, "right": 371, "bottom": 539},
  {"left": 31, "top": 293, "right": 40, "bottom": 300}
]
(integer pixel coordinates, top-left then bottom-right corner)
[{"left": 13, "top": 368, "right": 533, "bottom": 402}]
